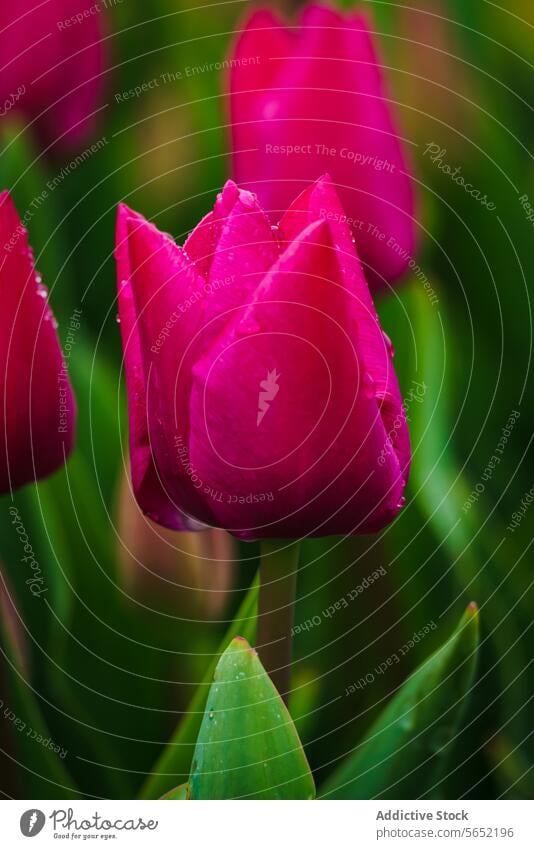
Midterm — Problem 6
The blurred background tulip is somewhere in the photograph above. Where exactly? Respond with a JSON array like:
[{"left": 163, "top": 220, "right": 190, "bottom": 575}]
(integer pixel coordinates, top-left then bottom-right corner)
[
  {"left": 116, "top": 175, "right": 409, "bottom": 539},
  {"left": 0, "top": 191, "right": 75, "bottom": 493},
  {"left": 228, "top": 3, "right": 416, "bottom": 290},
  {"left": 0, "top": 0, "right": 106, "bottom": 150}
]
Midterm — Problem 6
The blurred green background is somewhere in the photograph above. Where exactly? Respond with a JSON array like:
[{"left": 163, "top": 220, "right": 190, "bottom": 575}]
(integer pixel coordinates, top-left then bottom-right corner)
[{"left": 0, "top": 0, "right": 532, "bottom": 800}]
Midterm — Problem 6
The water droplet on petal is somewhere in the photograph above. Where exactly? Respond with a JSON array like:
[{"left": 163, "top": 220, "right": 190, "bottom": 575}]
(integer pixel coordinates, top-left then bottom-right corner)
[
  {"left": 240, "top": 191, "right": 256, "bottom": 211},
  {"left": 238, "top": 317, "right": 260, "bottom": 336},
  {"left": 383, "top": 332, "right": 395, "bottom": 357}
]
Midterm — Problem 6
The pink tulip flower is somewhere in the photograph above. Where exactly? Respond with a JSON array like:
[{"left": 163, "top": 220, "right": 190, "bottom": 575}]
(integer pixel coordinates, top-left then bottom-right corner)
[
  {"left": 115, "top": 176, "right": 410, "bottom": 540},
  {"left": 0, "top": 191, "right": 75, "bottom": 493},
  {"left": 228, "top": 2, "right": 416, "bottom": 291},
  {"left": 0, "top": 0, "right": 106, "bottom": 149}
]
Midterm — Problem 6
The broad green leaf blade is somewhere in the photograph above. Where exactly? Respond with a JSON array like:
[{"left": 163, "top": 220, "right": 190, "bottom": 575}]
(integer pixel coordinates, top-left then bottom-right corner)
[
  {"left": 161, "top": 783, "right": 190, "bottom": 800},
  {"left": 321, "top": 603, "right": 480, "bottom": 799},
  {"left": 139, "top": 576, "right": 259, "bottom": 799},
  {"left": 189, "top": 637, "right": 316, "bottom": 800}
]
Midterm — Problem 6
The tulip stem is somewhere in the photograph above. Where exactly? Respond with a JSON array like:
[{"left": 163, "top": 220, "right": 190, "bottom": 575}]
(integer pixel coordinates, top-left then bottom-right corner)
[{"left": 256, "top": 539, "right": 300, "bottom": 705}]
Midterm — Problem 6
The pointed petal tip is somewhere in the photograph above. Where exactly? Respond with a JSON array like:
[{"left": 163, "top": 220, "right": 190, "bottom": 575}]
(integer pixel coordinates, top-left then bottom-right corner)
[
  {"left": 117, "top": 201, "right": 131, "bottom": 220},
  {"left": 117, "top": 201, "right": 147, "bottom": 226},
  {"left": 217, "top": 179, "right": 262, "bottom": 215},
  {"left": 241, "top": 6, "right": 287, "bottom": 31},
  {"left": 300, "top": 1, "right": 347, "bottom": 27},
  {"left": 222, "top": 178, "right": 239, "bottom": 192}
]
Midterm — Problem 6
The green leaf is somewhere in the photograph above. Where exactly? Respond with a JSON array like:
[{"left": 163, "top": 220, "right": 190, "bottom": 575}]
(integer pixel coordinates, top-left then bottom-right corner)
[
  {"left": 139, "top": 576, "right": 259, "bottom": 799},
  {"left": 161, "top": 783, "right": 190, "bottom": 800},
  {"left": 189, "top": 637, "right": 315, "bottom": 800},
  {"left": 321, "top": 603, "right": 480, "bottom": 799}
]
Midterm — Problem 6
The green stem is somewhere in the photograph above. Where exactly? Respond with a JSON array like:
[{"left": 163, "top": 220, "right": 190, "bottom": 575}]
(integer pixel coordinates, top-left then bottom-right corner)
[{"left": 256, "top": 539, "right": 300, "bottom": 705}]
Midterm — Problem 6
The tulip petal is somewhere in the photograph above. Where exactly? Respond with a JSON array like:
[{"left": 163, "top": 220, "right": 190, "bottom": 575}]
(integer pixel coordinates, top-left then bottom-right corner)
[
  {"left": 116, "top": 206, "right": 197, "bottom": 530},
  {"left": 117, "top": 190, "right": 280, "bottom": 530},
  {"left": 280, "top": 175, "right": 411, "bottom": 479},
  {"left": 185, "top": 180, "right": 279, "bottom": 290},
  {"left": 183, "top": 180, "right": 281, "bottom": 351},
  {"left": 229, "top": 2, "right": 416, "bottom": 288},
  {"left": 0, "top": 0, "right": 106, "bottom": 149},
  {"left": 0, "top": 192, "right": 75, "bottom": 493},
  {"left": 229, "top": 8, "right": 293, "bottom": 133},
  {"left": 189, "top": 218, "right": 406, "bottom": 539}
]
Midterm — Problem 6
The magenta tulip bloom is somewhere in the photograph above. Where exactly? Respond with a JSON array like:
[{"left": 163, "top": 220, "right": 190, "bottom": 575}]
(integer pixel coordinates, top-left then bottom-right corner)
[
  {"left": 116, "top": 176, "right": 409, "bottom": 540},
  {"left": 0, "top": 0, "right": 106, "bottom": 148},
  {"left": 0, "top": 191, "right": 75, "bottom": 493},
  {"left": 229, "top": 2, "right": 416, "bottom": 290}
]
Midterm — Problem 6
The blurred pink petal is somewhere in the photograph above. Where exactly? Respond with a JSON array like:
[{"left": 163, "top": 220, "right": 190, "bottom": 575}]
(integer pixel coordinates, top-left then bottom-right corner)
[
  {"left": 0, "top": 191, "right": 75, "bottom": 493},
  {"left": 229, "top": 2, "right": 416, "bottom": 290},
  {"left": 0, "top": 0, "right": 106, "bottom": 149}
]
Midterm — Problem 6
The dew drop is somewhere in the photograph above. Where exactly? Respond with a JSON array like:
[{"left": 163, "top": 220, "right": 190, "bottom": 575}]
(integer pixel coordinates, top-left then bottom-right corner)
[
  {"left": 240, "top": 191, "right": 256, "bottom": 211},
  {"left": 383, "top": 332, "right": 395, "bottom": 357},
  {"left": 238, "top": 317, "right": 260, "bottom": 336},
  {"left": 399, "top": 715, "right": 414, "bottom": 733}
]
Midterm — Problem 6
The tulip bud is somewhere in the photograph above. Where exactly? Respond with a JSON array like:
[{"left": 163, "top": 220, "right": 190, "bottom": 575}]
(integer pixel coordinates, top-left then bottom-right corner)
[
  {"left": 0, "top": 0, "right": 106, "bottom": 149},
  {"left": 115, "top": 175, "right": 410, "bottom": 540},
  {"left": 0, "top": 191, "right": 75, "bottom": 493},
  {"left": 228, "top": 2, "right": 416, "bottom": 290}
]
